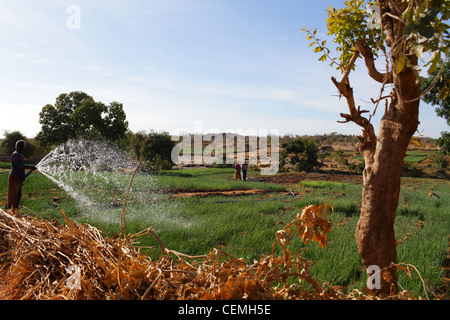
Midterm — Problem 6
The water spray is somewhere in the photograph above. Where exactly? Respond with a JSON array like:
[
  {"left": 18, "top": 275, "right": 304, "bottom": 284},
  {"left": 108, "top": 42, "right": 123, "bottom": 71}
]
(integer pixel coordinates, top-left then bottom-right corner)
[{"left": 32, "top": 138, "right": 177, "bottom": 225}]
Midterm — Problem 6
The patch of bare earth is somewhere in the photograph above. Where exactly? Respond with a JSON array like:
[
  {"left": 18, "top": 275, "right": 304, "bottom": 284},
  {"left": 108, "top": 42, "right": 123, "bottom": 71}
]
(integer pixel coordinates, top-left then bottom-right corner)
[
  {"left": 166, "top": 188, "right": 270, "bottom": 198},
  {"left": 257, "top": 172, "right": 362, "bottom": 185}
]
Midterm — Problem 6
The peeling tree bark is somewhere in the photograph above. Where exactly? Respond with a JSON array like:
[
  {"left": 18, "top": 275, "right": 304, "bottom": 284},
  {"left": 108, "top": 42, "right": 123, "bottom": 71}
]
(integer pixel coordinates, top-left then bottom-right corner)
[{"left": 331, "top": 0, "right": 420, "bottom": 296}]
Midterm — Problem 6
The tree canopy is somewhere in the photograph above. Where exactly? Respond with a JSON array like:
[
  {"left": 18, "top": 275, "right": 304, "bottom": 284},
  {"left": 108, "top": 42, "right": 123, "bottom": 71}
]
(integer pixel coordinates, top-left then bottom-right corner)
[
  {"left": 281, "top": 137, "right": 319, "bottom": 172},
  {"left": 36, "top": 91, "right": 129, "bottom": 149},
  {"left": 0, "top": 131, "right": 36, "bottom": 158},
  {"left": 421, "top": 59, "right": 450, "bottom": 154},
  {"left": 128, "top": 131, "right": 176, "bottom": 171},
  {"left": 422, "top": 59, "right": 450, "bottom": 125}
]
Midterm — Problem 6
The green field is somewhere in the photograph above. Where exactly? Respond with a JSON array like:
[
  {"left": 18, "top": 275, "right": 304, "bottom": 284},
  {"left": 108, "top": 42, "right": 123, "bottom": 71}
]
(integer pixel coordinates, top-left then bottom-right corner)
[{"left": 0, "top": 165, "right": 448, "bottom": 297}]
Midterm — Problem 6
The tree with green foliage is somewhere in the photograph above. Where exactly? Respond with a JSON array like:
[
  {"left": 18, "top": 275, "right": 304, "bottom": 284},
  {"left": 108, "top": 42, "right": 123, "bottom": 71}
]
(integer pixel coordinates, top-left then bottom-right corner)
[
  {"left": 128, "top": 131, "right": 175, "bottom": 171},
  {"left": 435, "top": 131, "right": 450, "bottom": 155},
  {"left": 421, "top": 59, "right": 450, "bottom": 154},
  {"left": 422, "top": 60, "right": 450, "bottom": 123},
  {"left": 303, "top": 0, "right": 449, "bottom": 296},
  {"left": 1, "top": 131, "right": 36, "bottom": 158},
  {"left": 127, "top": 130, "right": 148, "bottom": 161},
  {"left": 281, "top": 137, "right": 319, "bottom": 172},
  {"left": 36, "top": 91, "right": 129, "bottom": 149}
]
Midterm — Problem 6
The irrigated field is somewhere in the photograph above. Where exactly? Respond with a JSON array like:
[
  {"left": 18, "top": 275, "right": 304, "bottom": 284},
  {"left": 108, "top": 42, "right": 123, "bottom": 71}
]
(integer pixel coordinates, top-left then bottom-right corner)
[{"left": 0, "top": 164, "right": 448, "bottom": 297}]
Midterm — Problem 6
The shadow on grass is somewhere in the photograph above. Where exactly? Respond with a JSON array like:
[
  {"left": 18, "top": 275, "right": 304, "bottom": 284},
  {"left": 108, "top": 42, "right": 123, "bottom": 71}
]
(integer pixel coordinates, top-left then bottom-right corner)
[{"left": 397, "top": 207, "right": 425, "bottom": 220}]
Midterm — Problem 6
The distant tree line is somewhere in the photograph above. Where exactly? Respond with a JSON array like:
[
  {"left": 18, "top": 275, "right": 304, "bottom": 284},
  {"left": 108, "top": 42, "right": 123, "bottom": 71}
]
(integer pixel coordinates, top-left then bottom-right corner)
[
  {"left": 280, "top": 132, "right": 359, "bottom": 146},
  {"left": 0, "top": 90, "right": 445, "bottom": 173},
  {"left": 0, "top": 131, "right": 44, "bottom": 162}
]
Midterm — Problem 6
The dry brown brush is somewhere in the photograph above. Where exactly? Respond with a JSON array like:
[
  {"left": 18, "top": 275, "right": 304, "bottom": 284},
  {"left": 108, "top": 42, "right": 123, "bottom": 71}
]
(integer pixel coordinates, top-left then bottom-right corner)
[{"left": 0, "top": 202, "right": 439, "bottom": 300}]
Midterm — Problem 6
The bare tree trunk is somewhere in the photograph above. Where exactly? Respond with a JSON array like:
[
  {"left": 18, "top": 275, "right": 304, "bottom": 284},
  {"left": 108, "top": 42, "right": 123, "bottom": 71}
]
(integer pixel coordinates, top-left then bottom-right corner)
[
  {"left": 331, "top": 0, "right": 421, "bottom": 295},
  {"left": 357, "top": 112, "right": 418, "bottom": 295}
]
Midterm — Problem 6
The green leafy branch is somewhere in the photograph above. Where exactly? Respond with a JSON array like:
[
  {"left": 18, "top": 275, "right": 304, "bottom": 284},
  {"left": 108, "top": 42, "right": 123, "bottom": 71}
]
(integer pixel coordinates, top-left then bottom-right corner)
[
  {"left": 301, "top": 27, "right": 342, "bottom": 69},
  {"left": 403, "top": 0, "right": 450, "bottom": 74}
]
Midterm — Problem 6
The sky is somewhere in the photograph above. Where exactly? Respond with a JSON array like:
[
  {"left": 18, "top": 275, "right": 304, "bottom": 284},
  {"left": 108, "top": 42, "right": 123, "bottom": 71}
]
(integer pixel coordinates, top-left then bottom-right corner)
[{"left": 0, "top": 0, "right": 447, "bottom": 140}]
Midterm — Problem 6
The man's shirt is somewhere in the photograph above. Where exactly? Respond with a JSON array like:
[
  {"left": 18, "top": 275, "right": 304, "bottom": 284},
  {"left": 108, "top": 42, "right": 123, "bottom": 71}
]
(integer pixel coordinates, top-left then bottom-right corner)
[{"left": 11, "top": 151, "right": 25, "bottom": 181}]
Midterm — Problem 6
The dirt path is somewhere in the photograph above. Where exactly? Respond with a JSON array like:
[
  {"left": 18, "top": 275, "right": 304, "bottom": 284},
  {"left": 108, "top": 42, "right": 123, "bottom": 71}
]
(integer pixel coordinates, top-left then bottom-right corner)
[
  {"left": 167, "top": 188, "right": 271, "bottom": 198},
  {"left": 255, "top": 171, "right": 362, "bottom": 185}
]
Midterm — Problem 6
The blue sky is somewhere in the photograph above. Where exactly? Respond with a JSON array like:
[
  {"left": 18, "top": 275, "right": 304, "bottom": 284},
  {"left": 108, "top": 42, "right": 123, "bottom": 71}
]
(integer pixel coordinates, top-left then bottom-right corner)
[{"left": 0, "top": 0, "right": 447, "bottom": 140}]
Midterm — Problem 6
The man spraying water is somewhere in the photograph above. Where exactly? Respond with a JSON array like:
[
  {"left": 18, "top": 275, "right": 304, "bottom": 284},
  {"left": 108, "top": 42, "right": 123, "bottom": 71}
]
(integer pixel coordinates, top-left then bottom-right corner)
[{"left": 6, "top": 140, "right": 37, "bottom": 209}]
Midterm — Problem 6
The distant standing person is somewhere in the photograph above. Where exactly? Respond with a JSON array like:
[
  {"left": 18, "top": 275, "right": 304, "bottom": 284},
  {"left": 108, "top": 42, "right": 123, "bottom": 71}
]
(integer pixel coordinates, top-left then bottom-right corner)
[
  {"left": 235, "top": 163, "right": 241, "bottom": 180},
  {"left": 6, "top": 140, "right": 36, "bottom": 209},
  {"left": 242, "top": 162, "right": 248, "bottom": 181}
]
